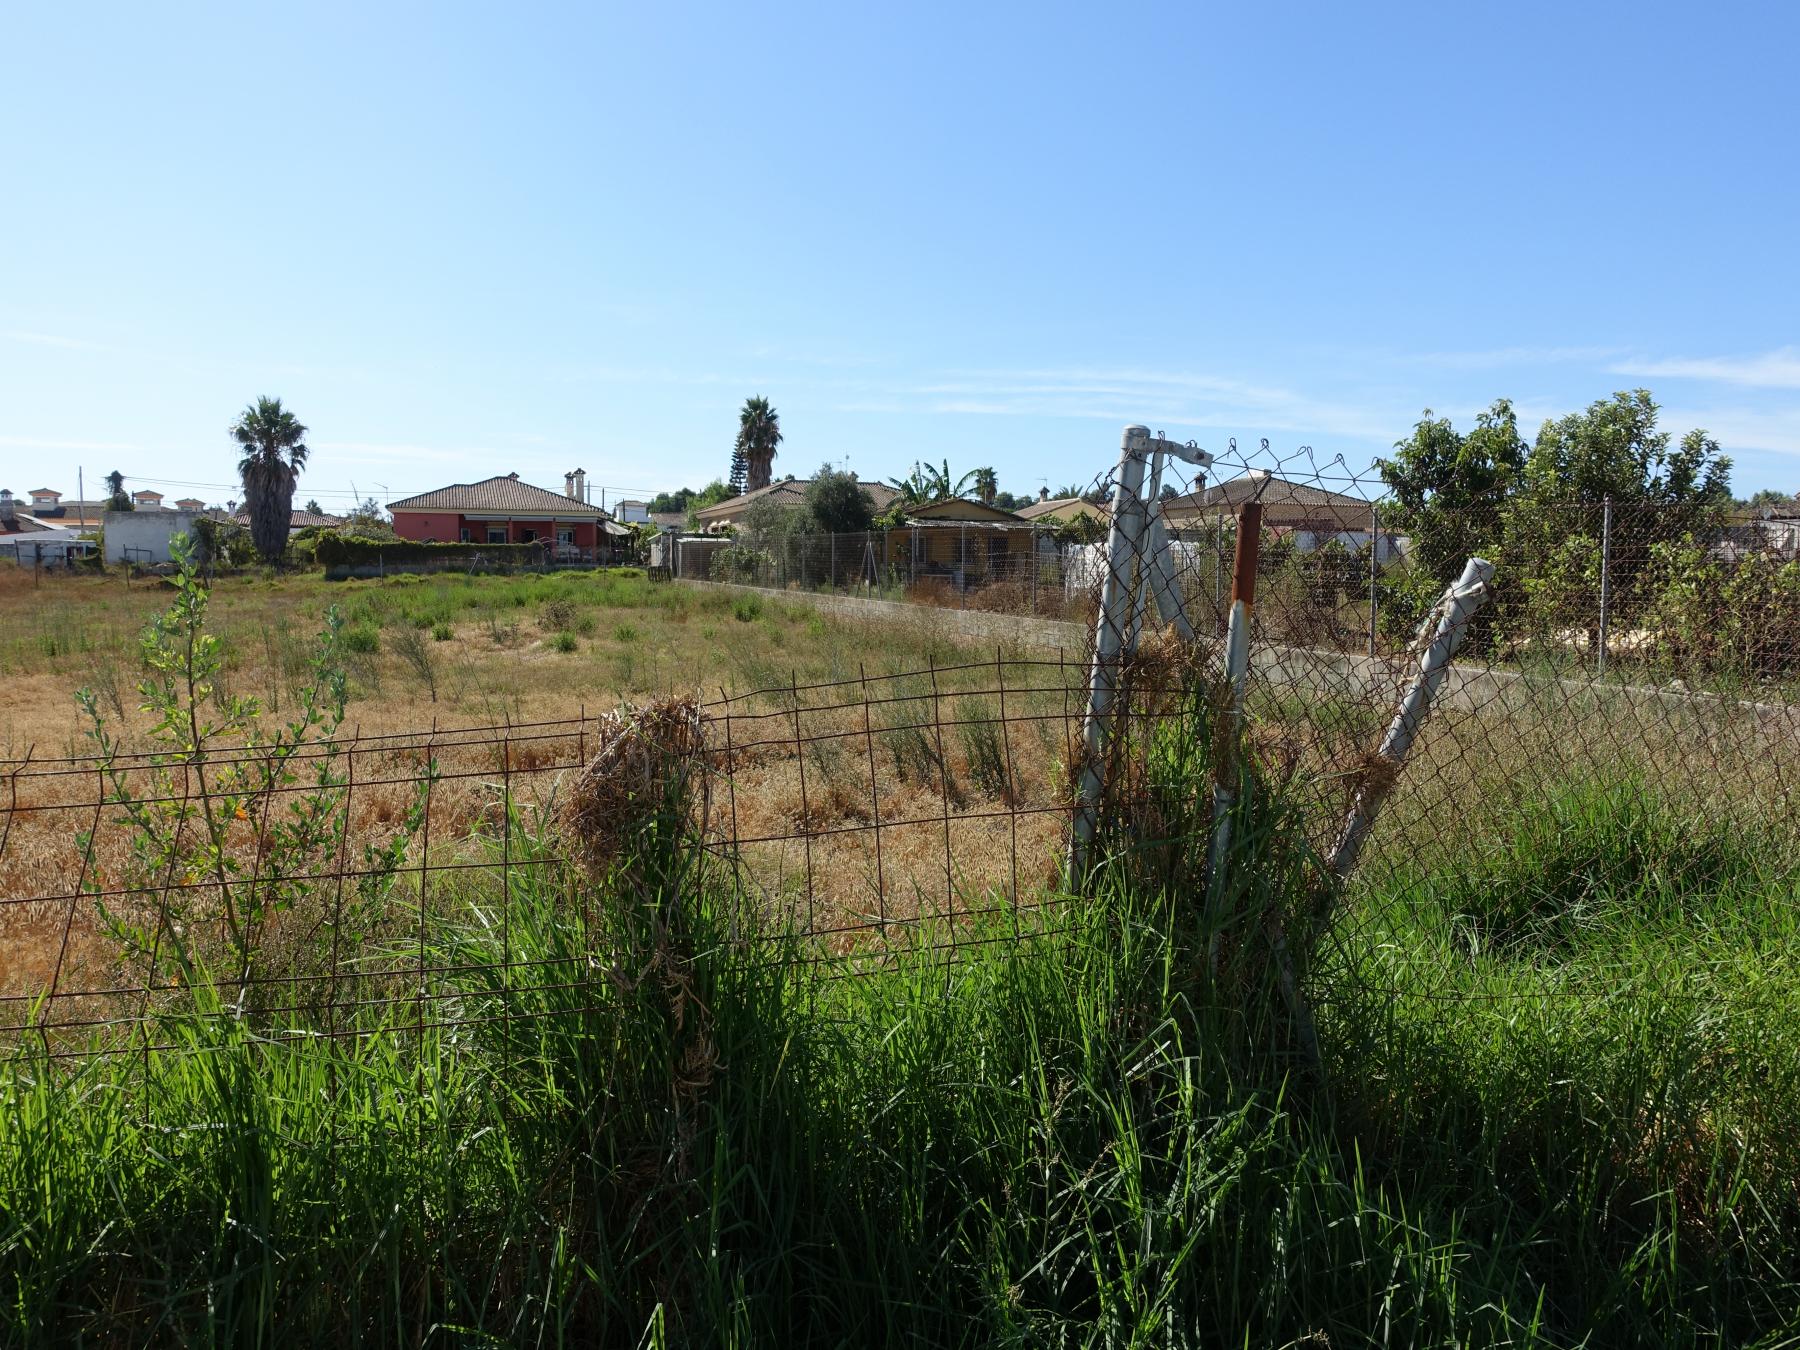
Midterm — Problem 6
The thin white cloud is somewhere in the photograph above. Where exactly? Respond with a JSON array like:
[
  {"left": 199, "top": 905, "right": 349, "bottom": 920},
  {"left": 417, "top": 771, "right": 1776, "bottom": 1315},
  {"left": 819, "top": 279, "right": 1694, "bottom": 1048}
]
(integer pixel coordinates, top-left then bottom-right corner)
[
  {"left": 1611, "top": 347, "right": 1800, "bottom": 391},
  {"left": 311, "top": 440, "right": 519, "bottom": 463},
  {"left": 1407, "top": 345, "right": 1623, "bottom": 370},
  {"left": 0, "top": 329, "right": 103, "bottom": 351},
  {"left": 0, "top": 434, "right": 141, "bottom": 452},
  {"left": 902, "top": 366, "right": 1403, "bottom": 443},
  {"left": 1658, "top": 406, "right": 1800, "bottom": 458}
]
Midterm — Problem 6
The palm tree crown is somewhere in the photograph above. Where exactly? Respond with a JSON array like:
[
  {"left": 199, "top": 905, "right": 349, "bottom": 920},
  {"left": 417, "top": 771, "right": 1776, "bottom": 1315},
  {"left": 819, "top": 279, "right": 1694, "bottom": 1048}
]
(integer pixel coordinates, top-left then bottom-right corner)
[
  {"left": 735, "top": 397, "right": 782, "bottom": 493},
  {"left": 231, "top": 396, "right": 310, "bottom": 563}
]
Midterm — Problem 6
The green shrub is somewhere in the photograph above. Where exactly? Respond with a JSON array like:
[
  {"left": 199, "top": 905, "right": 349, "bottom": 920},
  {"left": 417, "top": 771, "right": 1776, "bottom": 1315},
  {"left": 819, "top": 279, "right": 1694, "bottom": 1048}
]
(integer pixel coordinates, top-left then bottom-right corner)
[
  {"left": 340, "top": 620, "right": 380, "bottom": 653},
  {"left": 431, "top": 621, "right": 454, "bottom": 641},
  {"left": 732, "top": 595, "right": 763, "bottom": 623},
  {"left": 549, "top": 631, "right": 579, "bottom": 653},
  {"left": 711, "top": 544, "right": 770, "bottom": 584}
]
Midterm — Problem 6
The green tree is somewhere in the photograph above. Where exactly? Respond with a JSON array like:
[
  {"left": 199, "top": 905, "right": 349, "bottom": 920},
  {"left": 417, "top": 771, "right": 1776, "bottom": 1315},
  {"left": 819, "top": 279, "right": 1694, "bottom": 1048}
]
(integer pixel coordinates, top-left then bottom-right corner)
[
  {"left": 1380, "top": 399, "right": 1525, "bottom": 590},
  {"left": 305, "top": 498, "right": 323, "bottom": 514},
  {"left": 1504, "top": 390, "right": 1731, "bottom": 633},
  {"left": 104, "top": 470, "right": 133, "bottom": 512},
  {"left": 231, "top": 397, "right": 310, "bottom": 563},
  {"left": 1745, "top": 488, "right": 1797, "bottom": 511},
  {"left": 735, "top": 396, "right": 782, "bottom": 493},
  {"left": 971, "top": 466, "right": 998, "bottom": 506},
  {"left": 683, "top": 480, "right": 733, "bottom": 531},
  {"left": 804, "top": 463, "right": 874, "bottom": 533}
]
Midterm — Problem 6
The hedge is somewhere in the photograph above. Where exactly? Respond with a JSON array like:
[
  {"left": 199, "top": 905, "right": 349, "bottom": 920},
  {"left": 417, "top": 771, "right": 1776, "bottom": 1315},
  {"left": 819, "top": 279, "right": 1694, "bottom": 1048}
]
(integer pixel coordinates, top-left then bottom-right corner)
[{"left": 314, "top": 537, "right": 546, "bottom": 567}]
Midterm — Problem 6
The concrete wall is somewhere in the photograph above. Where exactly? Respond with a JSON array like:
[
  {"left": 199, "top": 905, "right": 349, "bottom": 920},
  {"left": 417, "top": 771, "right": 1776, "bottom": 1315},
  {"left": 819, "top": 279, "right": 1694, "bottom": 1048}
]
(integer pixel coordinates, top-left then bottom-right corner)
[{"left": 103, "top": 509, "right": 204, "bottom": 564}]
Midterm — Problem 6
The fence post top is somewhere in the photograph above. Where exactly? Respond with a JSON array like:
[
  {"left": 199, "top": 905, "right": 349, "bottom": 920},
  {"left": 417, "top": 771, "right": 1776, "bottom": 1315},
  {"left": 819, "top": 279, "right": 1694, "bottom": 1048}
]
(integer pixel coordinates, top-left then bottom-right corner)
[{"left": 1122, "top": 424, "right": 1151, "bottom": 450}]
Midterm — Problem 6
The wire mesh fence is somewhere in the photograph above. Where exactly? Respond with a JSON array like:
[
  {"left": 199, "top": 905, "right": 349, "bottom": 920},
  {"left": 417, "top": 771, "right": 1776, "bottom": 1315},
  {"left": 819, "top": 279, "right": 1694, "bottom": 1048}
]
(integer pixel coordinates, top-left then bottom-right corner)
[{"left": 5, "top": 431, "right": 1799, "bottom": 1066}]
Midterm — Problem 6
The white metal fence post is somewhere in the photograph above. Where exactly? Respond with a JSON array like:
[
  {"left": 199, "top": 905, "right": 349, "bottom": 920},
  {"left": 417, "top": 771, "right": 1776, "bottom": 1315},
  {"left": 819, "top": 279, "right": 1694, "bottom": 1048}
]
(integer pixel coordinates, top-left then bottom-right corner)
[
  {"left": 1128, "top": 445, "right": 1166, "bottom": 648},
  {"left": 1326, "top": 555, "right": 1496, "bottom": 883},
  {"left": 1069, "top": 425, "right": 1153, "bottom": 876}
]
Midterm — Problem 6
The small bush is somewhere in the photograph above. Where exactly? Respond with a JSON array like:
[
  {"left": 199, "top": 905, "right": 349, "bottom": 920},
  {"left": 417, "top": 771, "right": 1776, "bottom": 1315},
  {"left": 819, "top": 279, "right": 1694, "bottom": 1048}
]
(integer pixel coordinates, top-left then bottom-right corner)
[
  {"left": 549, "top": 631, "right": 579, "bottom": 653},
  {"left": 957, "top": 699, "right": 1014, "bottom": 801},
  {"left": 732, "top": 595, "right": 763, "bottom": 623},
  {"left": 613, "top": 621, "right": 639, "bottom": 642},
  {"left": 340, "top": 620, "right": 380, "bottom": 653},
  {"left": 540, "top": 596, "right": 578, "bottom": 631},
  {"left": 431, "top": 621, "right": 454, "bottom": 641}
]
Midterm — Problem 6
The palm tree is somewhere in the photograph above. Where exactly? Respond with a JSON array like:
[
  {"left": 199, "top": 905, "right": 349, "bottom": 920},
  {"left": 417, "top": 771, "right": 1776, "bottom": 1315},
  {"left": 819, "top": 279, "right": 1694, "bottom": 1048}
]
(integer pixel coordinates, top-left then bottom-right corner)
[
  {"left": 972, "top": 467, "right": 997, "bottom": 506},
  {"left": 735, "top": 397, "right": 782, "bottom": 493},
  {"left": 231, "top": 397, "right": 310, "bottom": 563},
  {"left": 103, "top": 470, "right": 133, "bottom": 511}
]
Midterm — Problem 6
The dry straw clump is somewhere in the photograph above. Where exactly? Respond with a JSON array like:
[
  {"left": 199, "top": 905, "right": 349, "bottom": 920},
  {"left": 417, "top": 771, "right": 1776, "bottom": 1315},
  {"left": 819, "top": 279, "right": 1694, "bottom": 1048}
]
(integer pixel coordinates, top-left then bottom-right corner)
[{"left": 559, "top": 696, "right": 709, "bottom": 870}]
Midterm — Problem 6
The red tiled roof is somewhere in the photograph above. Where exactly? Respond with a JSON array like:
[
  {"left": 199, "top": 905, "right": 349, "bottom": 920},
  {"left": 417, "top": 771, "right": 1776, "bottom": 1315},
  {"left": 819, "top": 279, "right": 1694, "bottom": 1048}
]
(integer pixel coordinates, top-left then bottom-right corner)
[
  {"left": 694, "top": 476, "right": 901, "bottom": 522},
  {"left": 389, "top": 475, "right": 612, "bottom": 517}
]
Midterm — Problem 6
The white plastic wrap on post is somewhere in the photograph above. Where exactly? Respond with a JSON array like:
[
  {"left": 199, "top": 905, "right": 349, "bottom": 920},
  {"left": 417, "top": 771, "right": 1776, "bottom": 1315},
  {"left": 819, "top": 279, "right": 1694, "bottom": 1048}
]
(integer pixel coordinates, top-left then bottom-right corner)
[
  {"left": 1326, "top": 555, "right": 1495, "bottom": 880},
  {"left": 1070, "top": 425, "right": 1153, "bottom": 872}
]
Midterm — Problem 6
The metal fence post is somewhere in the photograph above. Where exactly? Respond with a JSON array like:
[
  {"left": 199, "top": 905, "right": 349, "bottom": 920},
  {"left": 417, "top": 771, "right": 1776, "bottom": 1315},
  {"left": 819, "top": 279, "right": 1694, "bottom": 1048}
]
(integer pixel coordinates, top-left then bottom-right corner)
[
  {"left": 1326, "top": 555, "right": 1497, "bottom": 884},
  {"left": 1213, "top": 515, "right": 1224, "bottom": 626},
  {"left": 1030, "top": 528, "right": 1039, "bottom": 614},
  {"left": 1368, "top": 504, "right": 1380, "bottom": 658},
  {"left": 1597, "top": 496, "right": 1613, "bottom": 676},
  {"left": 1206, "top": 501, "right": 1263, "bottom": 899},
  {"left": 1128, "top": 445, "right": 1166, "bottom": 648},
  {"left": 1069, "top": 425, "right": 1152, "bottom": 875}
]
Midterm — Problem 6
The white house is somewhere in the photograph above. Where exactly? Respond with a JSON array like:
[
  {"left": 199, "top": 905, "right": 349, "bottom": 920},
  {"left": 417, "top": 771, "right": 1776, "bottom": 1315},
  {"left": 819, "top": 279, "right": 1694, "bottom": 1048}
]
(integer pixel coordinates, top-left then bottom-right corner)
[{"left": 103, "top": 509, "right": 204, "bottom": 564}]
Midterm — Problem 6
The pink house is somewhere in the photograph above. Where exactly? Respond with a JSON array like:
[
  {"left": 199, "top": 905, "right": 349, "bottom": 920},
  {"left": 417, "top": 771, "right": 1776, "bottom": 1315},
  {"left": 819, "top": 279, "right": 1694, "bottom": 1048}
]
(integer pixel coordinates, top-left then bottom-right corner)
[{"left": 387, "top": 472, "right": 628, "bottom": 558}]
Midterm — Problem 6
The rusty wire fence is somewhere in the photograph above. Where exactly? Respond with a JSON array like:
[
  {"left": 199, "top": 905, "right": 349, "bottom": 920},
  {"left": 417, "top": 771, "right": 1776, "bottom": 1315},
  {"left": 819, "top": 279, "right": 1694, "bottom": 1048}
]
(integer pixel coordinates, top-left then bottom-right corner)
[{"left": 5, "top": 431, "right": 1800, "bottom": 1063}]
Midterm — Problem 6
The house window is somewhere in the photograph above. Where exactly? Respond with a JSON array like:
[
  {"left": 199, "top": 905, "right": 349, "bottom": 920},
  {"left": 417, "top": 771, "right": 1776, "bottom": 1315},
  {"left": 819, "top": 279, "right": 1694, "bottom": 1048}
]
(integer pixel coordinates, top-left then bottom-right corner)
[
  {"left": 520, "top": 529, "right": 537, "bottom": 543},
  {"left": 487, "top": 526, "right": 507, "bottom": 544},
  {"left": 557, "top": 528, "right": 574, "bottom": 545},
  {"left": 459, "top": 527, "right": 471, "bottom": 543}
]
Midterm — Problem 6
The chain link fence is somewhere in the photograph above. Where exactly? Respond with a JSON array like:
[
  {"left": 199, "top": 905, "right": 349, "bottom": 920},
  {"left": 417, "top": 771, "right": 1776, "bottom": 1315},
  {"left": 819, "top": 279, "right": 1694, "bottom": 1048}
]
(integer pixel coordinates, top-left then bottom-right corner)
[{"left": 4, "top": 433, "right": 1797, "bottom": 1064}]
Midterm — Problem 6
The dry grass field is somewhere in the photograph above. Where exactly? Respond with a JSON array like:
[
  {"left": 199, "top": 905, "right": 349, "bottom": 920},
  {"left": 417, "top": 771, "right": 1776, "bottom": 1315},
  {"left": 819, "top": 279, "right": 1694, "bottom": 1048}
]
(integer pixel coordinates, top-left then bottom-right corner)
[
  {"left": 0, "top": 562, "right": 1090, "bottom": 1020},
  {"left": 0, "top": 563, "right": 1066, "bottom": 753}
]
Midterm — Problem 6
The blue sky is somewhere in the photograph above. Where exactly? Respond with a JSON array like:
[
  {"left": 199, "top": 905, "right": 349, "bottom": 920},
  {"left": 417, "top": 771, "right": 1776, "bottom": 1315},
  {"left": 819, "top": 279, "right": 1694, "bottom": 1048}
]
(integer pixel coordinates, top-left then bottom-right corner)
[{"left": 3, "top": 0, "right": 1797, "bottom": 509}]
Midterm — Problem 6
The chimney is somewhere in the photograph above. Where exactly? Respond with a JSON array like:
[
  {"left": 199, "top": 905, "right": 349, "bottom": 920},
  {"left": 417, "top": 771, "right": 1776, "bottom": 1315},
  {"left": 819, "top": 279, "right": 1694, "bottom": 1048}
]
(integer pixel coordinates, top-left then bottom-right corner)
[
  {"left": 1038, "top": 486, "right": 1049, "bottom": 502},
  {"left": 565, "top": 471, "right": 576, "bottom": 498},
  {"left": 0, "top": 490, "right": 13, "bottom": 525},
  {"left": 572, "top": 468, "right": 586, "bottom": 503},
  {"left": 507, "top": 472, "right": 519, "bottom": 480}
]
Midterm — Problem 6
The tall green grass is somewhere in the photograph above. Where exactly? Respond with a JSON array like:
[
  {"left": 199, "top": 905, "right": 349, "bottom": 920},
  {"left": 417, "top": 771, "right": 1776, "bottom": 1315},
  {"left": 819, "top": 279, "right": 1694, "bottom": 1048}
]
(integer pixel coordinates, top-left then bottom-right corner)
[{"left": 5, "top": 709, "right": 1800, "bottom": 1344}]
